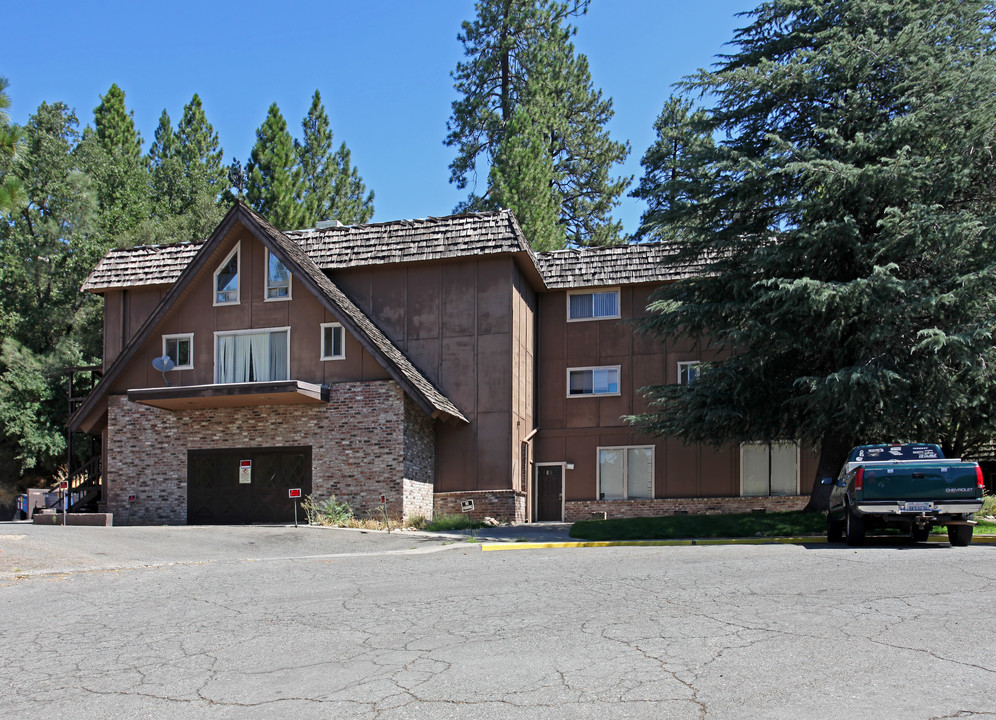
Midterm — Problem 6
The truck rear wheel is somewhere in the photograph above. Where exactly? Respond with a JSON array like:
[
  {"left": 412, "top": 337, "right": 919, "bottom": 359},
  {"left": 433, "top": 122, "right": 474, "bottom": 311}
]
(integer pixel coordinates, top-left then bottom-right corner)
[
  {"left": 911, "top": 525, "right": 932, "bottom": 542},
  {"left": 845, "top": 507, "right": 865, "bottom": 546},
  {"left": 947, "top": 524, "right": 973, "bottom": 547},
  {"left": 827, "top": 512, "right": 844, "bottom": 542}
]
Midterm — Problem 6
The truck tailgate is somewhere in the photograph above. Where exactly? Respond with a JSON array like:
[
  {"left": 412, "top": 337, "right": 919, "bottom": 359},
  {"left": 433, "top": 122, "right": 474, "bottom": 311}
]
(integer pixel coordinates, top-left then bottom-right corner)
[{"left": 861, "top": 462, "right": 980, "bottom": 501}]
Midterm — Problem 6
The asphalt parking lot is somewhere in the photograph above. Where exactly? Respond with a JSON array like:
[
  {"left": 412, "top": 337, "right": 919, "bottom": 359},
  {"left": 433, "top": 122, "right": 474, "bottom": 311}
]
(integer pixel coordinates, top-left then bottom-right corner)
[{"left": 2, "top": 522, "right": 995, "bottom": 719}]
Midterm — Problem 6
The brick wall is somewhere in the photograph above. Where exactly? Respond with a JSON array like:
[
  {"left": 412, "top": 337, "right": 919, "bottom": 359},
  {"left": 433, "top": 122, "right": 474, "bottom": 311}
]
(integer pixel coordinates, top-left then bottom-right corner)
[
  {"left": 434, "top": 489, "right": 527, "bottom": 523},
  {"left": 402, "top": 395, "right": 435, "bottom": 520},
  {"left": 565, "top": 495, "right": 809, "bottom": 522},
  {"left": 106, "top": 380, "right": 434, "bottom": 525}
]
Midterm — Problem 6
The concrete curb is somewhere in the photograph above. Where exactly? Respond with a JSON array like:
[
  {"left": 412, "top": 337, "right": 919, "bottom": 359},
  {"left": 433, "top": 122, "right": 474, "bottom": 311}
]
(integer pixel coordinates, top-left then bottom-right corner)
[{"left": 479, "top": 534, "right": 996, "bottom": 551}]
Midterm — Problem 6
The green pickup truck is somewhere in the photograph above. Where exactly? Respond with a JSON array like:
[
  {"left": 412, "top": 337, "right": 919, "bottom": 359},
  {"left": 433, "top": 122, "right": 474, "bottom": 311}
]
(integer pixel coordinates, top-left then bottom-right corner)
[{"left": 827, "top": 443, "right": 984, "bottom": 546}]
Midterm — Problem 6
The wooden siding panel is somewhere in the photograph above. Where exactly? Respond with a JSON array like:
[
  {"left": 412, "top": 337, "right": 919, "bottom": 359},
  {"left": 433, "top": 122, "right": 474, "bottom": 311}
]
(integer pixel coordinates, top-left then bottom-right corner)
[
  {"left": 441, "top": 262, "right": 477, "bottom": 338},
  {"left": 477, "top": 259, "right": 511, "bottom": 335},
  {"left": 476, "top": 411, "right": 511, "bottom": 489},
  {"left": 406, "top": 264, "right": 441, "bottom": 340}
]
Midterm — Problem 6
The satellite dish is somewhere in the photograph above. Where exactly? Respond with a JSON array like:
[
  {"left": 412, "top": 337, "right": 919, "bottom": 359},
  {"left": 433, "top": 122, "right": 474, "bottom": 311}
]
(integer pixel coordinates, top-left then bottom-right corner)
[{"left": 152, "top": 355, "right": 174, "bottom": 386}]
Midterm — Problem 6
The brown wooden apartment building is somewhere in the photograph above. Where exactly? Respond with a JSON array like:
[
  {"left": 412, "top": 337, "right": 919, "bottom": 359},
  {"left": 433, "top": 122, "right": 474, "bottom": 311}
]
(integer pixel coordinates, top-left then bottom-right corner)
[{"left": 68, "top": 203, "right": 816, "bottom": 525}]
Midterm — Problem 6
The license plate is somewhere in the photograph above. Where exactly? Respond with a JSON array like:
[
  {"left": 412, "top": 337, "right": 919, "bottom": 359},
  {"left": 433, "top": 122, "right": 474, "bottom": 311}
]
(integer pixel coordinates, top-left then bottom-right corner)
[{"left": 900, "top": 502, "right": 934, "bottom": 512}]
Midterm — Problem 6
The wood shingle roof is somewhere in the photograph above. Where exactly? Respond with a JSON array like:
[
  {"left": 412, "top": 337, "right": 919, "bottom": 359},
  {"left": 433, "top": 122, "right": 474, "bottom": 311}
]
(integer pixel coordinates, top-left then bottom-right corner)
[
  {"left": 535, "top": 242, "right": 704, "bottom": 289},
  {"left": 285, "top": 209, "right": 533, "bottom": 269},
  {"left": 80, "top": 208, "right": 705, "bottom": 294},
  {"left": 81, "top": 242, "right": 203, "bottom": 291}
]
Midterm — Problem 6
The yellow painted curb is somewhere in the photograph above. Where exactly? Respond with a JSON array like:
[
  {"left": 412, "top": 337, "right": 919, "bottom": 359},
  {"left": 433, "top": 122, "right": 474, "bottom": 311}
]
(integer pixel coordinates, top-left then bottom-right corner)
[
  {"left": 479, "top": 534, "right": 996, "bottom": 551},
  {"left": 480, "top": 536, "right": 828, "bottom": 551}
]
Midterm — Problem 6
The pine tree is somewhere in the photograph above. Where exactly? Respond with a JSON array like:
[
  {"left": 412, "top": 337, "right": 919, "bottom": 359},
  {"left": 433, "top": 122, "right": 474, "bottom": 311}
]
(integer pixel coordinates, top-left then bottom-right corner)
[
  {"left": 175, "top": 94, "right": 226, "bottom": 197},
  {"left": 83, "top": 84, "right": 149, "bottom": 241},
  {"left": 0, "top": 76, "right": 26, "bottom": 217},
  {"left": 143, "top": 95, "right": 225, "bottom": 244},
  {"left": 446, "top": 0, "right": 628, "bottom": 248},
  {"left": 631, "top": 97, "right": 715, "bottom": 243},
  {"left": 246, "top": 103, "right": 306, "bottom": 231},
  {"left": 489, "top": 108, "right": 562, "bottom": 250},
  {"left": 297, "top": 90, "right": 374, "bottom": 226},
  {"left": 0, "top": 102, "right": 101, "bottom": 487},
  {"left": 148, "top": 109, "right": 182, "bottom": 216},
  {"left": 629, "top": 0, "right": 996, "bottom": 507}
]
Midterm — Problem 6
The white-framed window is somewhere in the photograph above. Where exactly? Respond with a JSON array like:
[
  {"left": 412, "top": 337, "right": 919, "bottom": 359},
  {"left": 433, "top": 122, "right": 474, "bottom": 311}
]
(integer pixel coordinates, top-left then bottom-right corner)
[
  {"left": 567, "top": 288, "right": 620, "bottom": 321},
  {"left": 321, "top": 322, "right": 345, "bottom": 360},
  {"left": 598, "top": 446, "right": 654, "bottom": 500},
  {"left": 214, "top": 327, "right": 290, "bottom": 383},
  {"left": 740, "top": 441, "right": 800, "bottom": 497},
  {"left": 213, "top": 244, "right": 240, "bottom": 306},
  {"left": 678, "top": 361, "right": 701, "bottom": 384},
  {"left": 162, "top": 333, "right": 193, "bottom": 370},
  {"left": 265, "top": 249, "right": 291, "bottom": 301},
  {"left": 567, "top": 366, "right": 620, "bottom": 397}
]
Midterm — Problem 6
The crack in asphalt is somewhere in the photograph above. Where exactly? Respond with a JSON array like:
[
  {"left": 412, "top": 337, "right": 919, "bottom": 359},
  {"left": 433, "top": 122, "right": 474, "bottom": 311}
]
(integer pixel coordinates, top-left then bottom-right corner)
[{"left": 4, "top": 539, "right": 996, "bottom": 718}]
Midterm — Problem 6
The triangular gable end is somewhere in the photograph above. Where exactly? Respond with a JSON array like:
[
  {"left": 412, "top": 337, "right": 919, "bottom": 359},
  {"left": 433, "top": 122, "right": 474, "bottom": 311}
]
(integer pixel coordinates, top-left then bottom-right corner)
[{"left": 70, "top": 203, "right": 467, "bottom": 433}]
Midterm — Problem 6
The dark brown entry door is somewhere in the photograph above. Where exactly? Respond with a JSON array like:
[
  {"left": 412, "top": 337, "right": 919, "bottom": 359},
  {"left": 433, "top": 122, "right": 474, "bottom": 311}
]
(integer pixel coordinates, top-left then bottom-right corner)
[
  {"left": 535, "top": 465, "right": 563, "bottom": 521},
  {"left": 187, "top": 447, "right": 312, "bottom": 524}
]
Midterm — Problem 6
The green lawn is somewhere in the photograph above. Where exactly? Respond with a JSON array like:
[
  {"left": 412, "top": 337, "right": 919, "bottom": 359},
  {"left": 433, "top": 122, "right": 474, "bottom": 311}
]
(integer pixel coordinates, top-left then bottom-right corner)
[
  {"left": 569, "top": 511, "right": 996, "bottom": 542},
  {"left": 569, "top": 510, "right": 825, "bottom": 541}
]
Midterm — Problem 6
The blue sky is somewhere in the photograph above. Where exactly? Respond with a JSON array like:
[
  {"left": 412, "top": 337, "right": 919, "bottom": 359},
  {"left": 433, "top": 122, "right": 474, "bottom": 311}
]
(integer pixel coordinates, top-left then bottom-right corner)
[{"left": 2, "top": 1, "right": 755, "bottom": 236}]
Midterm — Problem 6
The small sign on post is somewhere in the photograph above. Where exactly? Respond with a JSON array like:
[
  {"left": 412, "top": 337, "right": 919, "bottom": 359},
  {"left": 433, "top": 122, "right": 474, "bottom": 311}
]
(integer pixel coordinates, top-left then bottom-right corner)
[
  {"left": 460, "top": 499, "right": 475, "bottom": 513},
  {"left": 239, "top": 460, "right": 252, "bottom": 484},
  {"left": 289, "top": 488, "right": 302, "bottom": 527}
]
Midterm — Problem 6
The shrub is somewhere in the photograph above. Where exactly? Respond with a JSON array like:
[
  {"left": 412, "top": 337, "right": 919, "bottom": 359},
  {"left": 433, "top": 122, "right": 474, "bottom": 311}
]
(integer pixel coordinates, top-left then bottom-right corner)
[
  {"left": 424, "top": 513, "right": 486, "bottom": 531},
  {"left": 302, "top": 495, "right": 354, "bottom": 526}
]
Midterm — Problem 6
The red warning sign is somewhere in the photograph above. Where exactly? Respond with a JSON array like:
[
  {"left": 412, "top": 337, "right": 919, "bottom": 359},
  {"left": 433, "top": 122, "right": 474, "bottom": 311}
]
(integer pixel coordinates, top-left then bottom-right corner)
[{"left": 288, "top": 488, "right": 302, "bottom": 499}]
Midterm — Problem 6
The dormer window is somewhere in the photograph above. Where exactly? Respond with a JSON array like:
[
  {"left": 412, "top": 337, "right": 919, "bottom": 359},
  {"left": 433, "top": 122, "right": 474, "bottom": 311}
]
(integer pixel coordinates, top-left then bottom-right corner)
[
  {"left": 214, "top": 244, "right": 240, "bottom": 306},
  {"left": 265, "top": 249, "right": 291, "bottom": 300}
]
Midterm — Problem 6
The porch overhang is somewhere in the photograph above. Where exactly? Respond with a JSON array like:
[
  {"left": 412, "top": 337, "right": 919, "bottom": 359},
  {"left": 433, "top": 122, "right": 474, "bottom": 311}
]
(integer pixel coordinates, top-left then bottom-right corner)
[{"left": 127, "top": 380, "right": 329, "bottom": 410}]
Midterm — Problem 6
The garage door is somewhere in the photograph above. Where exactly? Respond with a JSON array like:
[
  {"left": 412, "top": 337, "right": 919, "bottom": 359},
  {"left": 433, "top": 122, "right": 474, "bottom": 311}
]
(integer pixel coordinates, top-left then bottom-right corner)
[{"left": 187, "top": 447, "right": 312, "bottom": 524}]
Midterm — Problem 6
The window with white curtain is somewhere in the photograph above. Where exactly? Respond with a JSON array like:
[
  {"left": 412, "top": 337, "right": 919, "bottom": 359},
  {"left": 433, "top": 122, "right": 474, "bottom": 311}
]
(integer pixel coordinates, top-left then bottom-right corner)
[
  {"left": 598, "top": 446, "right": 654, "bottom": 500},
  {"left": 567, "top": 289, "right": 619, "bottom": 321},
  {"left": 215, "top": 328, "right": 289, "bottom": 383}
]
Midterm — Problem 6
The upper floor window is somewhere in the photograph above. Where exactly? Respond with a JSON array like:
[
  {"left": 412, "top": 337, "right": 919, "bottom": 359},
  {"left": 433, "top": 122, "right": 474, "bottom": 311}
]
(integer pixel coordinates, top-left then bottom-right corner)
[
  {"left": 568, "top": 289, "right": 619, "bottom": 321},
  {"left": 321, "top": 322, "right": 345, "bottom": 360},
  {"left": 215, "top": 327, "right": 289, "bottom": 383},
  {"left": 162, "top": 334, "right": 193, "bottom": 370},
  {"left": 214, "top": 244, "right": 240, "bottom": 306},
  {"left": 567, "top": 366, "right": 620, "bottom": 396},
  {"left": 678, "top": 361, "right": 701, "bottom": 384},
  {"left": 265, "top": 249, "right": 291, "bottom": 301}
]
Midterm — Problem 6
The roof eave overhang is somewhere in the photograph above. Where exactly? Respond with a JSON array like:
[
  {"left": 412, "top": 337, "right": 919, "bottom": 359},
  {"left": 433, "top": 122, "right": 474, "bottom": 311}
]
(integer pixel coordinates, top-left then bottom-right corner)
[{"left": 127, "top": 380, "right": 329, "bottom": 411}]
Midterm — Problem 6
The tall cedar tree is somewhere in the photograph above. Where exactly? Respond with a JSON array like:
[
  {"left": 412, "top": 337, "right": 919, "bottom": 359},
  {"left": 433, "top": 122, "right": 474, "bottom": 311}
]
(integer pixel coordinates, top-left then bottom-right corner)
[
  {"left": 297, "top": 90, "right": 374, "bottom": 226},
  {"left": 629, "top": 0, "right": 996, "bottom": 509},
  {"left": 145, "top": 95, "right": 226, "bottom": 243},
  {"left": 246, "top": 103, "right": 306, "bottom": 231},
  {"left": 446, "top": 0, "right": 629, "bottom": 248},
  {"left": 83, "top": 84, "right": 149, "bottom": 242}
]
